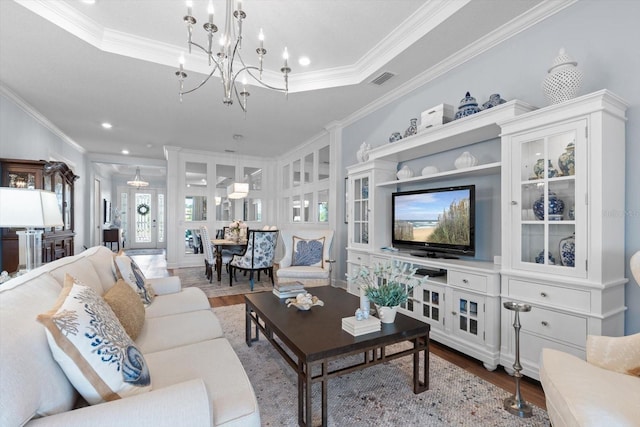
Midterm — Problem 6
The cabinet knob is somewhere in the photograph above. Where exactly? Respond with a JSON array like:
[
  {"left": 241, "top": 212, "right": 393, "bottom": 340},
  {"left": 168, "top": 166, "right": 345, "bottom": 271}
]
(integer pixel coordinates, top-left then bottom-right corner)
[
  {"left": 511, "top": 201, "right": 518, "bottom": 205},
  {"left": 462, "top": 279, "right": 468, "bottom": 284},
  {"left": 452, "top": 311, "right": 457, "bottom": 316},
  {"left": 540, "top": 292, "right": 547, "bottom": 298},
  {"left": 541, "top": 321, "right": 549, "bottom": 327}
]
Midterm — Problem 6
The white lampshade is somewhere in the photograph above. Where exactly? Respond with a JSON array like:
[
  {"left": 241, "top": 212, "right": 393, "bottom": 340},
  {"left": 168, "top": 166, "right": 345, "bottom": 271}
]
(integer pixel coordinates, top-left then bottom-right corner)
[
  {"left": 227, "top": 182, "right": 249, "bottom": 199},
  {"left": 0, "top": 188, "right": 63, "bottom": 227}
]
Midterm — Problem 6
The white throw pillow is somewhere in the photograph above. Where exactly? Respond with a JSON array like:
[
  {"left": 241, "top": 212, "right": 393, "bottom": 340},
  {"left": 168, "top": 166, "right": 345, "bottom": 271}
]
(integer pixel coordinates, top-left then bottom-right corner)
[
  {"left": 37, "top": 274, "right": 152, "bottom": 405},
  {"left": 291, "top": 236, "right": 325, "bottom": 268},
  {"left": 114, "top": 254, "right": 155, "bottom": 305}
]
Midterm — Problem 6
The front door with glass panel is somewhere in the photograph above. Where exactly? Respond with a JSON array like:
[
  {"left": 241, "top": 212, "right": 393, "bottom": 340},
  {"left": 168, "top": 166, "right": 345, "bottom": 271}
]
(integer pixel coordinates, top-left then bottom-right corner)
[{"left": 128, "top": 188, "right": 166, "bottom": 249}]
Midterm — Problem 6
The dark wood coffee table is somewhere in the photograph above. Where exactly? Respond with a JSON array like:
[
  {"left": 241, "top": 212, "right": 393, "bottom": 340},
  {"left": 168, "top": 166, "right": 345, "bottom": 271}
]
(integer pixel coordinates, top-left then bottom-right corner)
[{"left": 245, "top": 286, "right": 430, "bottom": 427}]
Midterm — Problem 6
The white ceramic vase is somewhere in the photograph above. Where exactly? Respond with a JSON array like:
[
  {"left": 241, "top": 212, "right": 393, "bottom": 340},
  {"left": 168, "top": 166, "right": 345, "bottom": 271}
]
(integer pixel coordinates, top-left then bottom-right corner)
[
  {"left": 376, "top": 305, "right": 398, "bottom": 324},
  {"left": 396, "top": 165, "right": 414, "bottom": 180},
  {"left": 542, "top": 48, "right": 583, "bottom": 105},
  {"left": 356, "top": 142, "right": 370, "bottom": 163},
  {"left": 454, "top": 151, "right": 478, "bottom": 169},
  {"left": 421, "top": 166, "right": 439, "bottom": 176}
]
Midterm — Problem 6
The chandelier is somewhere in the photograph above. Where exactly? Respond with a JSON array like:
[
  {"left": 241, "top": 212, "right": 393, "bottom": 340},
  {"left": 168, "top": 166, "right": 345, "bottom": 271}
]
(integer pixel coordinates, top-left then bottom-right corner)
[
  {"left": 127, "top": 167, "right": 149, "bottom": 188},
  {"left": 176, "top": 0, "right": 292, "bottom": 112}
]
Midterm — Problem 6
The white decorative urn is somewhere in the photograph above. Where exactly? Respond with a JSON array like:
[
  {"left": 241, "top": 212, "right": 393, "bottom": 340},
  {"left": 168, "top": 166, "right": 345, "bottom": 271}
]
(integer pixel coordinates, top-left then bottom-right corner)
[
  {"left": 542, "top": 48, "right": 584, "bottom": 105},
  {"left": 396, "top": 165, "right": 414, "bottom": 180},
  {"left": 454, "top": 151, "right": 478, "bottom": 169}
]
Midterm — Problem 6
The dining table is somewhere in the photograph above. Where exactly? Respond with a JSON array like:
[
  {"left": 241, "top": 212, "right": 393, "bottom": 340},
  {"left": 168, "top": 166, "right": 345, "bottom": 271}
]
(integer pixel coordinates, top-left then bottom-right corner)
[{"left": 211, "top": 238, "right": 247, "bottom": 281}]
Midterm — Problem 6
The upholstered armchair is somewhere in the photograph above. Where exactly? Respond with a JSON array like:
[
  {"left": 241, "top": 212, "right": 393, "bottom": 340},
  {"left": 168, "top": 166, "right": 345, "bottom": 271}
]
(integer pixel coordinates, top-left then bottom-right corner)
[
  {"left": 229, "top": 230, "right": 279, "bottom": 290},
  {"left": 276, "top": 229, "right": 334, "bottom": 288},
  {"left": 539, "top": 250, "right": 640, "bottom": 426}
]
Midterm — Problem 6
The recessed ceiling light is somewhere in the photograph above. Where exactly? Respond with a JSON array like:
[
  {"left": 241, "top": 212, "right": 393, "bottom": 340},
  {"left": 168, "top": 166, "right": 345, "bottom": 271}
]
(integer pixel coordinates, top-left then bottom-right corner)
[
  {"left": 232, "top": 134, "right": 244, "bottom": 141},
  {"left": 146, "top": 143, "right": 153, "bottom": 148},
  {"left": 121, "top": 149, "right": 129, "bottom": 155},
  {"left": 81, "top": 0, "right": 97, "bottom": 4},
  {"left": 101, "top": 122, "right": 112, "bottom": 129},
  {"left": 298, "top": 56, "right": 311, "bottom": 66}
]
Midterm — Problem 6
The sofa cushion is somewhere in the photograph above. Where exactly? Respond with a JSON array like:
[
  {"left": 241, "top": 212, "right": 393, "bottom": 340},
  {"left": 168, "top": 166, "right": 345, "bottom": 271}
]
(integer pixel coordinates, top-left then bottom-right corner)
[
  {"left": 0, "top": 273, "right": 77, "bottom": 427},
  {"left": 144, "top": 339, "right": 260, "bottom": 427},
  {"left": 145, "top": 287, "right": 211, "bottom": 318},
  {"left": 87, "top": 246, "right": 119, "bottom": 292},
  {"left": 37, "top": 274, "right": 152, "bottom": 405},
  {"left": 291, "top": 236, "right": 324, "bottom": 267},
  {"left": 114, "top": 254, "right": 154, "bottom": 305},
  {"left": 136, "top": 309, "right": 224, "bottom": 354},
  {"left": 103, "top": 279, "right": 146, "bottom": 340},
  {"left": 586, "top": 333, "right": 640, "bottom": 376},
  {"left": 48, "top": 257, "right": 105, "bottom": 295}
]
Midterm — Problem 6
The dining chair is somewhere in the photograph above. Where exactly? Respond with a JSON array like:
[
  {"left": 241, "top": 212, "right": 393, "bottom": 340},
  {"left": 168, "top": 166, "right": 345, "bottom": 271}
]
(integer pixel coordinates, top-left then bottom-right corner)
[
  {"left": 199, "top": 225, "right": 216, "bottom": 283},
  {"left": 229, "top": 229, "right": 279, "bottom": 290}
]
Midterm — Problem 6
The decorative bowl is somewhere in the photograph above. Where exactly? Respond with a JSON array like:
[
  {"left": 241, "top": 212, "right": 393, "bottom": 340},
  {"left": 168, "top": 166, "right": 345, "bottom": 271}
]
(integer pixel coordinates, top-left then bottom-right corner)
[{"left": 286, "top": 293, "right": 324, "bottom": 311}]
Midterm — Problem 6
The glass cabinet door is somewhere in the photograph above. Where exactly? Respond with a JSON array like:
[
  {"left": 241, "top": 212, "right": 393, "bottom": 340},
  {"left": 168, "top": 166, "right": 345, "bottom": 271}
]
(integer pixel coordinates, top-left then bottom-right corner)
[
  {"left": 513, "top": 120, "right": 587, "bottom": 277},
  {"left": 350, "top": 174, "right": 369, "bottom": 247},
  {"left": 452, "top": 290, "right": 484, "bottom": 346}
]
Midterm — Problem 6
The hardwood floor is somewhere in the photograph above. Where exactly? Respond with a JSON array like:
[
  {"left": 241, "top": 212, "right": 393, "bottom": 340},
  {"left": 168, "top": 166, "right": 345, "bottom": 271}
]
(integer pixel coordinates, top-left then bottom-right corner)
[{"left": 208, "top": 294, "right": 547, "bottom": 410}]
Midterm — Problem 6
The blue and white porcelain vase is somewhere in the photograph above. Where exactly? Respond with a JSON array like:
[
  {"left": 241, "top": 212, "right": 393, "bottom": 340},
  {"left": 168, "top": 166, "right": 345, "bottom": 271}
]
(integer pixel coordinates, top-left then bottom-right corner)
[
  {"left": 404, "top": 118, "right": 418, "bottom": 138},
  {"left": 535, "top": 250, "right": 556, "bottom": 265},
  {"left": 559, "top": 233, "right": 576, "bottom": 267},
  {"left": 389, "top": 132, "right": 402, "bottom": 143},
  {"left": 533, "top": 159, "right": 559, "bottom": 179},
  {"left": 558, "top": 143, "right": 575, "bottom": 176},
  {"left": 533, "top": 191, "right": 565, "bottom": 220},
  {"left": 454, "top": 92, "right": 481, "bottom": 120}
]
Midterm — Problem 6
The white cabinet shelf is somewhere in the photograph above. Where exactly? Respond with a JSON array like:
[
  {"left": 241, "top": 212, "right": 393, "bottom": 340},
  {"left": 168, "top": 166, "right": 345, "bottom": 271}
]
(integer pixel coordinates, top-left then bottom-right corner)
[
  {"left": 367, "top": 100, "right": 536, "bottom": 163},
  {"left": 377, "top": 162, "right": 501, "bottom": 187}
]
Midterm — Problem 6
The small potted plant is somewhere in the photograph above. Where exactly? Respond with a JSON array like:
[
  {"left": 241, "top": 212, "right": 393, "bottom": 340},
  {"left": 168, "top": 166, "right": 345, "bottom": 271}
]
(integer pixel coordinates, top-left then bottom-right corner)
[{"left": 348, "top": 260, "right": 428, "bottom": 323}]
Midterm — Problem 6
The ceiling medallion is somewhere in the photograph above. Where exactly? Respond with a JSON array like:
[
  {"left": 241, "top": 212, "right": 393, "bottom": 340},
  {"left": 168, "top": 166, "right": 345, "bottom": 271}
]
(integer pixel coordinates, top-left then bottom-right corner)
[{"left": 176, "top": 0, "right": 292, "bottom": 113}]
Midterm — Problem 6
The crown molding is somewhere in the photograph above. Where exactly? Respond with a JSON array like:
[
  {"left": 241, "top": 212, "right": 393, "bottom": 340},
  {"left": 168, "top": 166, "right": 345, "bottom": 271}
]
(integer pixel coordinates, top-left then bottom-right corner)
[
  {"left": 12, "top": 0, "right": 469, "bottom": 94},
  {"left": 340, "top": 0, "right": 578, "bottom": 128},
  {"left": 0, "top": 83, "right": 86, "bottom": 154}
]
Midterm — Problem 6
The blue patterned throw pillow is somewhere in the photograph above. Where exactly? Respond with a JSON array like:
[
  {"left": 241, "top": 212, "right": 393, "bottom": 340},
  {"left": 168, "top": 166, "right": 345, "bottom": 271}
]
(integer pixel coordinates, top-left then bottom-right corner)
[
  {"left": 292, "top": 236, "right": 324, "bottom": 267},
  {"left": 37, "top": 274, "right": 152, "bottom": 405},
  {"left": 114, "top": 254, "right": 154, "bottom": 305}
]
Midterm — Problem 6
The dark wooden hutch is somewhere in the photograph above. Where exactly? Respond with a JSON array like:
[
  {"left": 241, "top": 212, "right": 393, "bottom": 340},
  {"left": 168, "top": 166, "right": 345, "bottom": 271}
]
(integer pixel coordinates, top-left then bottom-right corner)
[{"left": 0, "top": 159, "right": 78, "bottom": 272}]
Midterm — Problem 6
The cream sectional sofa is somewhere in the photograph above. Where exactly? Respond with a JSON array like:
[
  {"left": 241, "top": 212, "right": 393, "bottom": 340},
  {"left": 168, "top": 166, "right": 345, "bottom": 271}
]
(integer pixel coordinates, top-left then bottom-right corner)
[{"left": 0, "top": 246, "right": 260, "bottom": 427}]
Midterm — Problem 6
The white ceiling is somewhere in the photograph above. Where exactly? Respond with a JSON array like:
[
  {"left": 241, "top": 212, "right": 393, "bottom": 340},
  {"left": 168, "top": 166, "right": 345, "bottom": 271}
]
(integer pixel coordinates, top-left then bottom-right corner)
[{"left": 0, "top": 0, "right": 553, "bottom": 169}]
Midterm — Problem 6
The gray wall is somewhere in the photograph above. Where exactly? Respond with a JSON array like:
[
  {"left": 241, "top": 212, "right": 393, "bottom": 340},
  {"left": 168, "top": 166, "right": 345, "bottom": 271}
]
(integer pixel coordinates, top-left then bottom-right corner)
[
  {"left": 339, "top": 0, "right": 640, "bottom": 334},
  {"left": 0, "top": 92, "right": 88, "bottom": 257}
]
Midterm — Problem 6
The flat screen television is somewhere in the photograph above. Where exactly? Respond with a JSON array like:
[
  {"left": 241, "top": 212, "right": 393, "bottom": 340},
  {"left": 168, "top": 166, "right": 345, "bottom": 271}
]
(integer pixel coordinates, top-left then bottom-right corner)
[{"left": 392, "top": 185, "right": 475, "bottom": 258}]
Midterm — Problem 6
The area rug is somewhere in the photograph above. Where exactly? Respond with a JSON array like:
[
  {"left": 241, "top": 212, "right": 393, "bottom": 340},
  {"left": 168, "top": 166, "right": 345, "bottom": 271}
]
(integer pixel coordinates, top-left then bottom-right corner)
[
  {"left": 213, "top": 304, "right": 550, "bottom": 427},
  {"left": 175, "top": 267, "right": 274, "bottom": 297}
]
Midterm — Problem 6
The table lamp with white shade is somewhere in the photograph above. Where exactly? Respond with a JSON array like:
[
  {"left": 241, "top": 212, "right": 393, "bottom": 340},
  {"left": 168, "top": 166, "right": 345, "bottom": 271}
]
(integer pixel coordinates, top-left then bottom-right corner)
[{"left": 0, "top": 188, "right": 63, "bottom": 272}]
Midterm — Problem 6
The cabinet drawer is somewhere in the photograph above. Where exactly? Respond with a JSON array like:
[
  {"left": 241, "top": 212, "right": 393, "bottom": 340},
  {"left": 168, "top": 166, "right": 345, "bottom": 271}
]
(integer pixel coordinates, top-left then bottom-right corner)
[
  {"left": 448, "top": 270, "right": 487, "bottom": 292},
  {"left": 347, "top": 252, "right": 369, "bottom": 265},
  {"left": 520, "top": 331, "right": 586, "bottom": 368},
  {"left": 509, "top": 279, "right": 590, "bottom": 312},
  {"left": 520, "top": 306, "right": 587, "bottom": 347}
]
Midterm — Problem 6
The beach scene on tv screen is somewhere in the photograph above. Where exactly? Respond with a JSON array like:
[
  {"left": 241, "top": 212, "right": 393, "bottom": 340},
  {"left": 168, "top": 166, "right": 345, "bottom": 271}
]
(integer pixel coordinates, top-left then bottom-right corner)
[{"left": 394, "top": 189, "right": 471, "bottom": 245}]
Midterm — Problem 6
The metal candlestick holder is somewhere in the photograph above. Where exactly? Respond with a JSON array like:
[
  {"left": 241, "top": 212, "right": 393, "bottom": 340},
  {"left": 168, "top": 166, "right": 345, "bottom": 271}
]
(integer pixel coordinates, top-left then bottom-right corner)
[{"left": 503, "top": 301, "right": 533, "bottom": 418}]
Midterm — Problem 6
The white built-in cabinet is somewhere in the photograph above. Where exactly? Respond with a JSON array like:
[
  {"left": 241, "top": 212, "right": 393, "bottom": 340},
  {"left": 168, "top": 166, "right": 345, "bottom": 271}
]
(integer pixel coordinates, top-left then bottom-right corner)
[
  {"left": 346, "top": 100, "right": 534, "bottom": 370},
  {"left": 345, "top": 91, "right": 627, "bottom": 378},
  {"left": 499, "top": 90, "right": 627, "bottom": 380}
]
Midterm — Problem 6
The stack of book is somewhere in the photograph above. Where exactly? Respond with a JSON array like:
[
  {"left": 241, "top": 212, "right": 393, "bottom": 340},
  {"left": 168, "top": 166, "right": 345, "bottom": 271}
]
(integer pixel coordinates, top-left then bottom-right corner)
[
  {"left": 272, "top": 282, "right": 306, "bottom": 299},
  {"left": 341, "top": 315, "right": 381, "bottom": 336}
]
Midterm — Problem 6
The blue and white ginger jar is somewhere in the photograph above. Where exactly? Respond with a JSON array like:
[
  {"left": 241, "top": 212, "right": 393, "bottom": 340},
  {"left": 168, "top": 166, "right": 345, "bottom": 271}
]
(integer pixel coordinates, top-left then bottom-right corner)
[
  {"left": 533, "top": 191, "right": 565, "bottom": 220},
  {"left": 454, "top": 92, "right": 481, "bottom": 120},
  {"left": 533, "top": 159, "right": 559, "bottom": 179},
  {"left": 559, "top": 233, "right": 576, "bottom": 267},
  {"left": 558, "top": 143, "right": 575, "bottom": 176},
  {"left": 535, "top": 250, "right": 556, "bottom": 265}
]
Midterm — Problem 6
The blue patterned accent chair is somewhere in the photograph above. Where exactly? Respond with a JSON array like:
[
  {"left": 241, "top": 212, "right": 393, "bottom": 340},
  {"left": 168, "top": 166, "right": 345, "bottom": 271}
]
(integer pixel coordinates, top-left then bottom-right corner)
[
  {"left": 229, "top": 230, "right": 279, "bottom": 290},
  {"left": 276, "top": 229, "right": 334, "bottom": 287}
]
